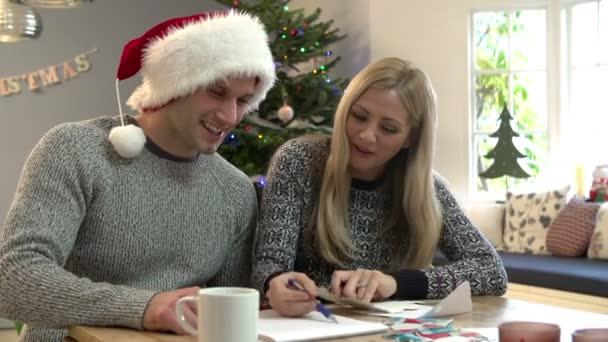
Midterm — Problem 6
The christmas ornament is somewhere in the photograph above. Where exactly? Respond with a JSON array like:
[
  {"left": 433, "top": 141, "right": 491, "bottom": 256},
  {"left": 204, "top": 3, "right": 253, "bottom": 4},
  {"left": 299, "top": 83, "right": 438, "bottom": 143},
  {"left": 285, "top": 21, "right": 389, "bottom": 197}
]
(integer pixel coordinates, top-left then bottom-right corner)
[{"left": 277, "top": 104, "right": 294, "bottom": 123}]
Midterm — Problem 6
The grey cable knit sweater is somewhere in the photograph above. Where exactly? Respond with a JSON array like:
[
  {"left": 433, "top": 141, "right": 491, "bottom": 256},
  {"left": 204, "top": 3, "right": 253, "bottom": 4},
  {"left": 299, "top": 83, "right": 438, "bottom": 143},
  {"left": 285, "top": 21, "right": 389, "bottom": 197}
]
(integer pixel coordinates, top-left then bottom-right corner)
[
  {"left": 253, "top": 136, "right": 507, "bottom": 299},
  {"left": 0, "top": 116, "right": 257, "bottom": 342}
]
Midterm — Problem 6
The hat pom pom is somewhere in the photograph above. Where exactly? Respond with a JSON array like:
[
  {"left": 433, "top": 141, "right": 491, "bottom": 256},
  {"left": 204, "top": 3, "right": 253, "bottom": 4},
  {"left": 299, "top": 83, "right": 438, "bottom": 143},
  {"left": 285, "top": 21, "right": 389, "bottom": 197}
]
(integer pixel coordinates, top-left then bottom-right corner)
[{"left": 109, "top": 124, "right": 146, "bottom": 158}]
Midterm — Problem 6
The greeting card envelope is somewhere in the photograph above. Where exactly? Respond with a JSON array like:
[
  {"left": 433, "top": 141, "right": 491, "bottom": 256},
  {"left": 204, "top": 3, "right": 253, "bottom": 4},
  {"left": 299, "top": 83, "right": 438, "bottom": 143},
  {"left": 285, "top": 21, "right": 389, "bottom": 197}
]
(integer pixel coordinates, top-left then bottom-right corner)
[
  {"left": 317, "top": 287, "right": 392, "bottom": 313},
  {"left": 319, "top": 281, "right": 472, "bottom": 319},
  {"left": 257, "top": 309, "right": 387, "bottom": 342},
  {"left": 418, "top": 281, "right": 472, "bottom": 318}
]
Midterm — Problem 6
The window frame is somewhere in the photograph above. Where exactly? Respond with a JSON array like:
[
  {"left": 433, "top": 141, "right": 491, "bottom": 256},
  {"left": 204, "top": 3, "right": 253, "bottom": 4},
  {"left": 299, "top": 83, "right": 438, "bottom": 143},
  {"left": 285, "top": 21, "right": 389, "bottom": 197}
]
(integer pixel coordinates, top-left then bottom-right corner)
[{"left": 469, "top": 4, "right": 555, "bottom": 201}]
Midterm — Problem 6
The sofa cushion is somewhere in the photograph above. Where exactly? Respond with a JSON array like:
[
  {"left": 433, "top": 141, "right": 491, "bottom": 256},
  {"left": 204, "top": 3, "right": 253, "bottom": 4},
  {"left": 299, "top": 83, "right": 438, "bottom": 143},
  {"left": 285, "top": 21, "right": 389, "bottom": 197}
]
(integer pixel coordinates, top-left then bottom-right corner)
[
  {"left": 463, "top": 203, "right": 504, "bottom": 248},
  {"left": 497, "top": 251, "right": 608, "bottom": 297},
  {"left": 433, "top": 251, "right": 608, "bottom": 297},
  {"left": 588, "top": 203, "right": 608, "bottom": 260},
  {"left": 503, "top": 186, "right": 569, "bottom": 255},
  {"left": 546, "top": 198, "right": 599, "bottom": 257}
]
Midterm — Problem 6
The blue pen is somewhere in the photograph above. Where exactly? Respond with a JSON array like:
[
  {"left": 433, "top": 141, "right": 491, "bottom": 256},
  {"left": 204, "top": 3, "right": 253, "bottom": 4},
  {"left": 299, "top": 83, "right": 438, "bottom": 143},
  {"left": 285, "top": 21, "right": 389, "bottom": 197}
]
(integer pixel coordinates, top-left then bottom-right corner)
[{"left": 287, "top": 279, "right": 339, "bottom": 324}]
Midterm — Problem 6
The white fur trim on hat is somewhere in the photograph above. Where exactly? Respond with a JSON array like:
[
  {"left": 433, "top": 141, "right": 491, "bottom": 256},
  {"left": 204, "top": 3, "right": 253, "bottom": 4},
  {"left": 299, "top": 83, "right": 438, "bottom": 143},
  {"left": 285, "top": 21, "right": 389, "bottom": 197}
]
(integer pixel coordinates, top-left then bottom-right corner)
[{"left": 127, "top": 12, "right": 276, "bottom": 113}]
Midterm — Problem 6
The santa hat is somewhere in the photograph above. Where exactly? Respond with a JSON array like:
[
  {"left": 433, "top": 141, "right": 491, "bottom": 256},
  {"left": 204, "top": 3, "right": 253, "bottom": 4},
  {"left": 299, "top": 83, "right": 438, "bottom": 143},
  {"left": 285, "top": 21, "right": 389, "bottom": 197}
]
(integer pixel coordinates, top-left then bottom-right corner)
[{"left": 110, "top": 11, "right": 276, "bottom": 158}]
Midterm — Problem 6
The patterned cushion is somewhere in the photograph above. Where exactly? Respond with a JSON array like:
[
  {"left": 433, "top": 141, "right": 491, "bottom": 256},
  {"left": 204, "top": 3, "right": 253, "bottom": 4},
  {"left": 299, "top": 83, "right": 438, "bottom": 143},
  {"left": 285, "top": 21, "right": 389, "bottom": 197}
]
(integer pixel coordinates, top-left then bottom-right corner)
[
  {"left": 463, "top": 203, "right": 505, "bottom": 248},
  {"left": 503, "top": 186, "right": 570, "bottom": 254},
  {"left": 588, "top": 203, "right": 608, "bottom": 260},
  {"left": 546, "top": 198, "right": 599, "bottom": 256}
]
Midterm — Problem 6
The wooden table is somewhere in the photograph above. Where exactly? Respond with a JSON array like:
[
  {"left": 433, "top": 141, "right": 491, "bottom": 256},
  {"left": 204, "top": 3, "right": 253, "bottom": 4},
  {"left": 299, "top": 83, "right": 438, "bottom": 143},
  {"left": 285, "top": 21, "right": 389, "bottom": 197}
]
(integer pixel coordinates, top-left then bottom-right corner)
[{"left": 68, "top": 296, "right": 608, "bottom": 342}]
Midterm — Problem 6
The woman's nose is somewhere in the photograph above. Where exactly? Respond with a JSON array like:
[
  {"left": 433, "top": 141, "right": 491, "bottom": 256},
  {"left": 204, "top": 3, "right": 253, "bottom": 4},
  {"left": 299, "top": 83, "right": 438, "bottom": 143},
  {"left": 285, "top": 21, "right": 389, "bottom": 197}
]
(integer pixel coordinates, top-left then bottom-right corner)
[{"left": 359, "top": 126, "right": 376, "bottom": 144}]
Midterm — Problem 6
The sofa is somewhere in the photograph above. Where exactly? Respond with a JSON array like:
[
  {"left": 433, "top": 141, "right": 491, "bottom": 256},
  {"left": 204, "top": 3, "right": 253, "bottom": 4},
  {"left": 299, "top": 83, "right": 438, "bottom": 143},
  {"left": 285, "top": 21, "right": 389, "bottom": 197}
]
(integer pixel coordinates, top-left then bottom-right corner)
[{"left": 435, "top": 202, "right": 608, "bottom": 298}]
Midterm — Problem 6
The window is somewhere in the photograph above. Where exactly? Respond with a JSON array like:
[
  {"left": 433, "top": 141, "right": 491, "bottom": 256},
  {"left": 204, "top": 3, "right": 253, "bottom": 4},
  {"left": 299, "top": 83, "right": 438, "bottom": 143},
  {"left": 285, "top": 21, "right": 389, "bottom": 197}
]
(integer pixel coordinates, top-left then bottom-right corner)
[
  {"left": 470, "top": 0, "right": 607, "bottom": 198},
  {"left": 562, "top": 0, "right": 607, "bottom": 171},
  {"left": 471, "top": 9, "right": 549, "bottom": 195}
]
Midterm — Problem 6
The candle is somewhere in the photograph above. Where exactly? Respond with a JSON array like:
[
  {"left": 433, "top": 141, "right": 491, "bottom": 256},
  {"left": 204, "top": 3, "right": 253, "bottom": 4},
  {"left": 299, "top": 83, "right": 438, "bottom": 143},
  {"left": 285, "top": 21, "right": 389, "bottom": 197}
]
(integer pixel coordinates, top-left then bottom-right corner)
[{"left": 575, "top": 164, "right": 585, "bottom": 198}]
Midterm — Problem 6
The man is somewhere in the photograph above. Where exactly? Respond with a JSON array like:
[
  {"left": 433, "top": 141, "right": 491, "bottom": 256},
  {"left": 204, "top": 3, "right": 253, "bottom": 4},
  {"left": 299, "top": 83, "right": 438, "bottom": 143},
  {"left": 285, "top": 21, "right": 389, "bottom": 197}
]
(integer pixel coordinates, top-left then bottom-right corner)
[{"left": 0, "top": 11, "right": 275, "bottom": 341}]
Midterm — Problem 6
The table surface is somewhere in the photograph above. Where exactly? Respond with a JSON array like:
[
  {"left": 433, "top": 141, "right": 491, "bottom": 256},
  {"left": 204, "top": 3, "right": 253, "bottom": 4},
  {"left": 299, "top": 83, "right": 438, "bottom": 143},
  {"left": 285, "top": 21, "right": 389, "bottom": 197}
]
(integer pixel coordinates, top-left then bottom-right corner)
[{"left": 68, "top": 296, "right": 608, "bottom": 342}]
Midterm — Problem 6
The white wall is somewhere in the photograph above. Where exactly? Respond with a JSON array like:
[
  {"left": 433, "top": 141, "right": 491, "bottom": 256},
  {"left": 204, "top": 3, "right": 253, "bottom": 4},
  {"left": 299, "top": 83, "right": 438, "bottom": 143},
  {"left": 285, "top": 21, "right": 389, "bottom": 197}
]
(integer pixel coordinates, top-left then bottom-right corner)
[
  {"left": 370, "top": 0, "right": 472, "bottom": 200},
  {"left": 294, "top": 0, "right": 567, "bottom": 202},
  {"left": 1, "top": 0, "right": 556, "bottom": 219},
  {"left": 294, "top": 0, "right": 476, "bottom": 200},
  {"left": 288, "top": 0, "right": 479, "bottom": 200},
  {"left": 369, "top": 0, "right": 553, "bottom": 201}
]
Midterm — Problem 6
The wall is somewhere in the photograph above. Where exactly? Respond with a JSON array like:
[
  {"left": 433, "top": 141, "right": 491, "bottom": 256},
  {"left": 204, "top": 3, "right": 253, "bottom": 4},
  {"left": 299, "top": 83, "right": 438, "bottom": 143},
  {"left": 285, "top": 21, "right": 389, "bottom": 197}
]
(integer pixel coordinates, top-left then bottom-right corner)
[
  {"left": 367, "top": 0, "right": 554, "bottom": 201},
  {"left": 0, "top": 0, "right": 226, "bottom": 225},
  {"left": 2, "top": 0, "right": 551, "bottom": 224},
  {"left": 290, "top": 0, "right": 371, "bottom": 78},
  {"left": 0, "top": 0, "right": 367, "bottom": 226},
  {"left": 289, "top": 0, "right": 478, "bottom": 199},
  {"left": 369, "top": 0, "right": 471, "bottom": 199},
  {"left": 293, "top": 0, "right": 480, "bottom": 200},
  {"left": 290, "top": 0, "right": 477, "bottom": 200}
]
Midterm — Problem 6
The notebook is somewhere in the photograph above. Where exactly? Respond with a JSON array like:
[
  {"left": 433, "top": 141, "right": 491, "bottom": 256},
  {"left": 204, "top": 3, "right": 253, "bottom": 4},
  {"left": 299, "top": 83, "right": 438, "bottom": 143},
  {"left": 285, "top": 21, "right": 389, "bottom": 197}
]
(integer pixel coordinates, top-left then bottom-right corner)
[{"left": 257, "top": 309, "right": 388, "bottom": 342}]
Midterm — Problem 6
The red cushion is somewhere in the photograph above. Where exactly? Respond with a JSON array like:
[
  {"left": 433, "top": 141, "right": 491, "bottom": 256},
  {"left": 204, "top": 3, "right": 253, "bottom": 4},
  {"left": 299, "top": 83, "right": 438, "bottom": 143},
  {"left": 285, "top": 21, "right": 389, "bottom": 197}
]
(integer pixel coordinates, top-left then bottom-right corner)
[{"left": 546, "top": 198, "right": 600, "bottom": 256}]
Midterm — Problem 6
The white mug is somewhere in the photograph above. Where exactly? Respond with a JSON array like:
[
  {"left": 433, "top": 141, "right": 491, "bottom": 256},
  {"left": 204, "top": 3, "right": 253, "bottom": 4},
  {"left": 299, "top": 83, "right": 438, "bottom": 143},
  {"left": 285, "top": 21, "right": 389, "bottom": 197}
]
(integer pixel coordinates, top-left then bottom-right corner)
[{"left": 175, "top": 287, "right": 259, "bottom": 342}]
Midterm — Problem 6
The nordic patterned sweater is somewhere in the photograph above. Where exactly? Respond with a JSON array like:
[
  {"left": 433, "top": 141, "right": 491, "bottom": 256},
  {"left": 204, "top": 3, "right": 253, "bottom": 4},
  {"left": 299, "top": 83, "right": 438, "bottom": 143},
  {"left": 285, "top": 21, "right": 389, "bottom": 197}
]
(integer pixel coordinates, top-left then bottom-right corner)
[
  {"left": 252, "top": 135, "right": 507, "bottom": 299},
  {"left": 0, "top": 116, "right": 257, "bottom": 342}
]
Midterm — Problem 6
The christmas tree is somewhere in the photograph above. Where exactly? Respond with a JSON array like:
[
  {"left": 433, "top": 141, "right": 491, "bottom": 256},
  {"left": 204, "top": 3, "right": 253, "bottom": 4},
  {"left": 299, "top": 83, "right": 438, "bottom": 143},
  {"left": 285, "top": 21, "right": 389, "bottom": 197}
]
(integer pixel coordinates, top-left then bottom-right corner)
[
  {"left": 479, "top": 105, "right": 531, "bottom": 181},
  {"left": 215, "top": 0, "right": 348, "bottom": 177}
]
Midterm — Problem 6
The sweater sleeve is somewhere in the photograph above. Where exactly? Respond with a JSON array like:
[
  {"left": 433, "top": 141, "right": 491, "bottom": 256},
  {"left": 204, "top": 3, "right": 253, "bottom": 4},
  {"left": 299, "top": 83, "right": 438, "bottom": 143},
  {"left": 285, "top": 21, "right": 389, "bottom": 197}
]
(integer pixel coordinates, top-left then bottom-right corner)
[
  {"left": 421, "top": 178, "right": 508, "bottom": 298},
  {"left": 252, "top": 140, "right": 310, "bottom": 293},
  {"left": 208, "top": 180, "right": 257, "bottom": 287},
  {"left": 0, "top": 124, "right": 155, "bottom": 329}
]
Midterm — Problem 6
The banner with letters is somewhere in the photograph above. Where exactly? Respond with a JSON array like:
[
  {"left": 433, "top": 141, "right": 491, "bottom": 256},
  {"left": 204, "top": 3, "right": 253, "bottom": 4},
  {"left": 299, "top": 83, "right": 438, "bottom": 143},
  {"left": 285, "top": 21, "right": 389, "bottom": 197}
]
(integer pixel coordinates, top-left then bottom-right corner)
[{"left": 1, "top": 48, "right": 97, "bottom": 97}]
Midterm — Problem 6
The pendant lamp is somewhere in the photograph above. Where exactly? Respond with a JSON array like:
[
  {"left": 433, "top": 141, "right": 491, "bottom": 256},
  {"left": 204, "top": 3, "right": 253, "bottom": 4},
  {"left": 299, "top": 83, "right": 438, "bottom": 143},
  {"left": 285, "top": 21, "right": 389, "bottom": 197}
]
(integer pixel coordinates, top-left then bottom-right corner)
[
  {"left": 0, "top": 0, "right": 42, "bottom": 43},
  {"left": 12, "top": 0, "right": 92, "bottom": 8}
]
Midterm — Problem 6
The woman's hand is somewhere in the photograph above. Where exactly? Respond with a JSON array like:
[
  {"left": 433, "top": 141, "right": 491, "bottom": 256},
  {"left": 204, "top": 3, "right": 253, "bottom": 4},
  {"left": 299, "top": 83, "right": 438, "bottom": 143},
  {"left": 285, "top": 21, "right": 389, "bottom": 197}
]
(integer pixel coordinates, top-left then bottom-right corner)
[
  {"left": 266, "top": 272, "right": 318, "bottom": 317},
  {"left": 330, "top": 269, "right": 397, "bottom": 302}
]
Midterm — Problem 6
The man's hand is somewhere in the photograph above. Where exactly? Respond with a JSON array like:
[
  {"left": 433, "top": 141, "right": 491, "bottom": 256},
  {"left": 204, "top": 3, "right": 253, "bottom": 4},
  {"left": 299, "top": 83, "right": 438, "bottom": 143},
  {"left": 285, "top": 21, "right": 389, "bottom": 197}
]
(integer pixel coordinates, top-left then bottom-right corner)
[
  {"left": 330, "top": 269, "right": 396, "bottom": 302},
  {"left": 266, "top": 272, "right": 317, "bottom": 317},
  {"left": 142, "top": 286, "right": 201, "bottom": 335}
]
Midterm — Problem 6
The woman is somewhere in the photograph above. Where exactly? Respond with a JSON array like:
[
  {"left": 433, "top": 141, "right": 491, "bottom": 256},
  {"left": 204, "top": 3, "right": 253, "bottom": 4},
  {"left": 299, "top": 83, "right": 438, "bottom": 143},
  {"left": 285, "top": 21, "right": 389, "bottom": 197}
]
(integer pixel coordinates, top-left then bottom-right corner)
[{"left": 252, "top": 57, "right": 507, "bottom": 317}]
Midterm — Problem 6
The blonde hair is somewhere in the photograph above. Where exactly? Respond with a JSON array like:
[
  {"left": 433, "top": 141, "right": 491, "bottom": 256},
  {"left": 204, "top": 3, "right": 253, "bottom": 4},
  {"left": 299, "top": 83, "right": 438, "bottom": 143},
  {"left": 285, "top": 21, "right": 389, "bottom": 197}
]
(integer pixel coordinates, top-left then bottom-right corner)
[{"left": 315, "top": 57, "right": 442, "bottom": 269}]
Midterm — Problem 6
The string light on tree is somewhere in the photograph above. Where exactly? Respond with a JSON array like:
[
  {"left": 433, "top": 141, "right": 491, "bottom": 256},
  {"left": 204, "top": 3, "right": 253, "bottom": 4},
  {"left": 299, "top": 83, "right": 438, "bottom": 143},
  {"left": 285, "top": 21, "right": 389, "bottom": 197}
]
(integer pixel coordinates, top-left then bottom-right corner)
[
  {"left": 223, "top": 133, "right": 238, "bottom": 147},
  {"left": 215, "top": 0, "right": 348, "bottom": 176}
]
